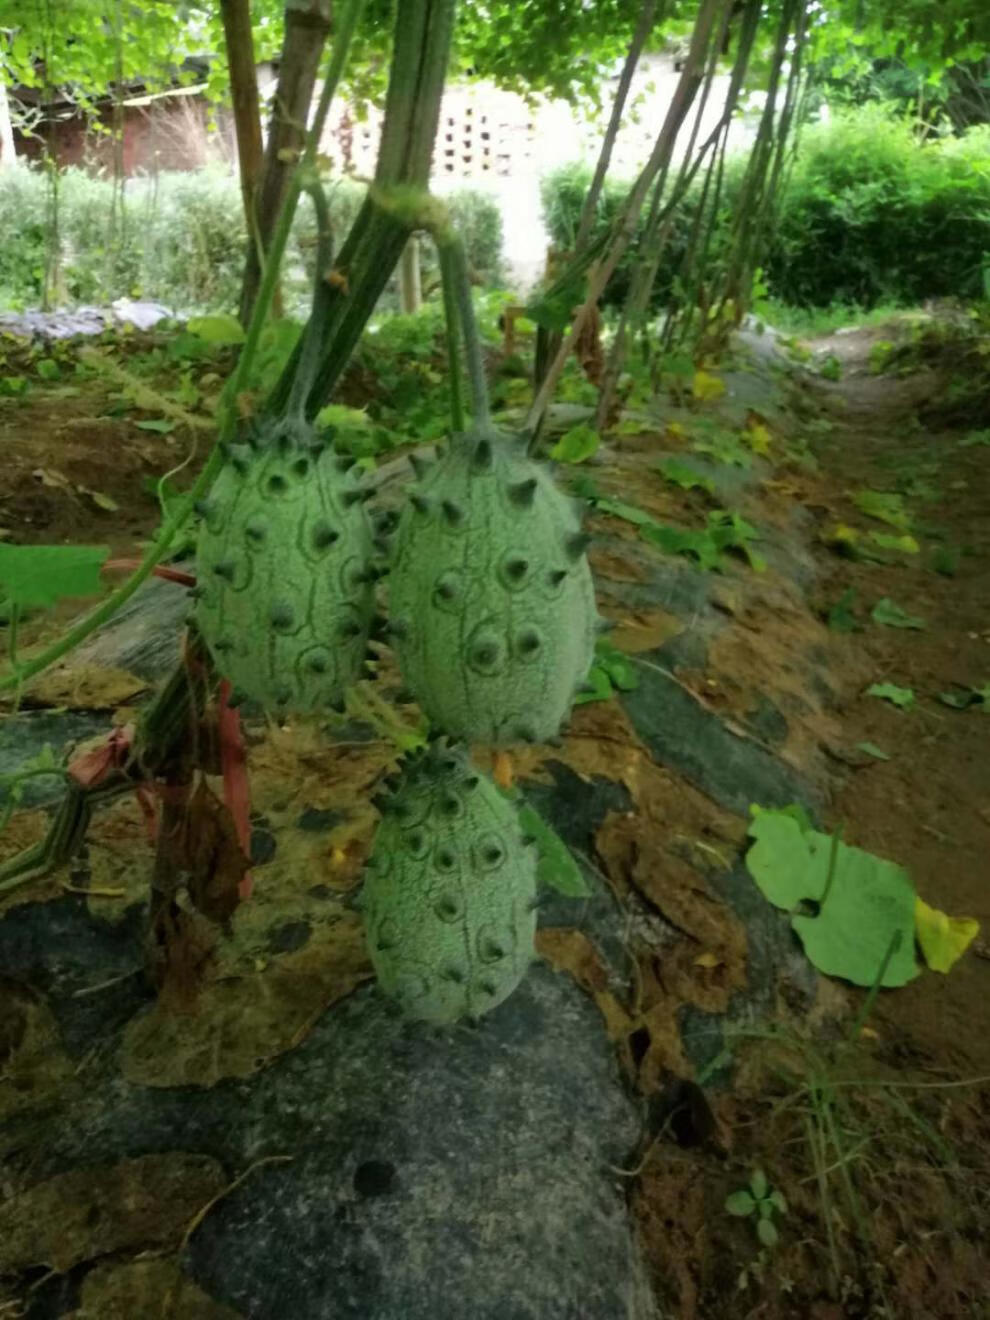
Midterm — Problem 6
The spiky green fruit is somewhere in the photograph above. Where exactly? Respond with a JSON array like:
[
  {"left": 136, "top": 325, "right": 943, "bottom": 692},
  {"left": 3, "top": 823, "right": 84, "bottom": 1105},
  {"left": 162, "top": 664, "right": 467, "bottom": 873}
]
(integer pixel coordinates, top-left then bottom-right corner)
[
  {"left": 194, "top": 417, "right": 375, "bottom": 713},
  {"left": 387, "top": 430, "right": 598, "bottom": 745},
  {"left": 361, "top": 740, "right": 538, "bottom": 1025}
]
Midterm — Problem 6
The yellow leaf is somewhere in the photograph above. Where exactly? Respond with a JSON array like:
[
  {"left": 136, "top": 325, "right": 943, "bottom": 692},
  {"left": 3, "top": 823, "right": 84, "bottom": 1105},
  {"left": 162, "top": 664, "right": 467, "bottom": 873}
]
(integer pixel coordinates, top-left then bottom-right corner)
[
  {"left": 694, "top": 951, "right": 722, "bottom": 969},
  {"left": 692, "top": 370, "right": 726, "bottom": 402},
  {"left": 915, "top": 896, "right": 980, "bottom": 973},
  {"left": 666, "top": 421, "right": 686, "bottom": 438},
  {"left": 826, "top": 523, "right": 859, "bottom": 547},
  {"left": 745, "top": 422, "right": 772, "bottom": 455}
]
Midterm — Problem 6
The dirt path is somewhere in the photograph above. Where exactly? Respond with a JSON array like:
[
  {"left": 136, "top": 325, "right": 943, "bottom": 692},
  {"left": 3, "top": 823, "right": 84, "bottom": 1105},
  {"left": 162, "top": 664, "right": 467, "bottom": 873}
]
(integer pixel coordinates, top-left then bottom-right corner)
[{"left": 800, "top": 325, "right": 990, "bottom": 1076}]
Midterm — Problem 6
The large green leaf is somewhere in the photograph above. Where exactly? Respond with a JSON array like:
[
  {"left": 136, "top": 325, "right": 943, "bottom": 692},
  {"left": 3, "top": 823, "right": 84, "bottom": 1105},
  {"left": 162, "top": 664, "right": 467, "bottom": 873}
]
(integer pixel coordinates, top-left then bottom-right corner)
[
  {"left": 0, "top": 544, "right": 110, "bottom": 609},
  {"left": 746, "top": 809, "right": 919, "bottom": 987}
]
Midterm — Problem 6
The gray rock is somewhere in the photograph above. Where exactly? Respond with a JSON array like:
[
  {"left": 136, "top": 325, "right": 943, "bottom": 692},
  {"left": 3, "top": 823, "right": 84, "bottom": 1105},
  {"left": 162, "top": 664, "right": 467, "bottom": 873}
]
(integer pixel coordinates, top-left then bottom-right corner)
[{"left": 0, "top": 891, "right": 656, "bottom": 1320}]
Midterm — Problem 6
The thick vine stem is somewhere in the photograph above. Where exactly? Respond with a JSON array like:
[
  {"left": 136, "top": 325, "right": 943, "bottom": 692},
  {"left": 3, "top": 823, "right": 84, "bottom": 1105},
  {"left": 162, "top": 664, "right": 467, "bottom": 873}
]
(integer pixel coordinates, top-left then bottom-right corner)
[{"left": 0, "top": 634, "right": 215, "bottom": 894}]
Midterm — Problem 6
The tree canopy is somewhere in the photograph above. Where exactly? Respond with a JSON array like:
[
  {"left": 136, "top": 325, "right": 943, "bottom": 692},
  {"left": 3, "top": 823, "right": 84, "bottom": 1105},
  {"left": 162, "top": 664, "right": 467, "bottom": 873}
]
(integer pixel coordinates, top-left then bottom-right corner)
[{"left": 1, "top": 0, "right": 986, "bottom": 124}]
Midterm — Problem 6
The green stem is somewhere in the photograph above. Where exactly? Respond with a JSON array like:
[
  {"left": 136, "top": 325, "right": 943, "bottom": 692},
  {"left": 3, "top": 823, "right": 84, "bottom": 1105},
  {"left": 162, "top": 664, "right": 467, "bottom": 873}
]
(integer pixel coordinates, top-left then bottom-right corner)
[
  {"left": 445, "top": 235, "right": 491, "bottom": 429},
  {"left": 438, "top": 240, "right": 466, "bottom": 432}
]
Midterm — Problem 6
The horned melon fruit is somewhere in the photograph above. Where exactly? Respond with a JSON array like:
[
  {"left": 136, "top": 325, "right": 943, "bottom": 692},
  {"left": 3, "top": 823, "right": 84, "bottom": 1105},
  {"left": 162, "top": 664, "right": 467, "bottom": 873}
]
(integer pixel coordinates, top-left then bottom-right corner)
[
  {"left": 387, "top": 428, "right": 600, "bottom": 745},
  {"left": 193, "top": 415, "right": 376, "bottom": 714},
  {"left": 361, "top": 739, "right": 538, "bottom": 1024}
]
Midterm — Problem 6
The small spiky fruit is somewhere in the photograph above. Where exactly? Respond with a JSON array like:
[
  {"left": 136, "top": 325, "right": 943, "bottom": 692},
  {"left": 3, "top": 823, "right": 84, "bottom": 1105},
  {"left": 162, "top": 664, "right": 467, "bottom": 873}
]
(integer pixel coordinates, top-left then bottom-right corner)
[
  {"left": 361, "top": 740, "right": 538, "bottom": 1025},
  {"left": 387, "top": 430, "right": 599, "bottom": 745},
  {"left": 194, "top": 416, "right": 375, "bottom": 713}
]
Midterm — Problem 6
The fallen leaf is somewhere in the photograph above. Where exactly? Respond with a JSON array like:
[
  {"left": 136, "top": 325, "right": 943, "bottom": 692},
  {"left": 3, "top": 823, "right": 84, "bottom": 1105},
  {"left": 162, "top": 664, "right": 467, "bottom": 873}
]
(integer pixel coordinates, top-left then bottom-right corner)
[
  {"left": 915, "top": 897, "right": 980, "bottom": 973},
  {"left": 176, "top": 779, "right": 250, "bottom": 924},
  {"left": 744, "top": 422, "right": 772, "bottom": 455},
  {"left": 0, "top": 1154, "right": 226, "bottom": 1273},
  {"left": 871, "top": 598, "right": 926, "bottom": 630},
  {"left": 866, "top": 682, "right": 915, "bottom": 709},
  {"left": 121, "top": 917, "right": 372, "bottom": 1086},
  {"left": 536, "top": 927, "right": 631, "bottom": 1041},
  {"left": 26, "top": 663, "right": 146, "bottom": 709},
  {"left": 856, "top": 741, "right": 890, "bottom": 762},
  {"left": 692, "top": 370, "right": 726, "bottom": 402},
  {"left": 77, "top": 1257, "right": 241, "bottom": 1320},
  {"left": 694, "top": 951, "right": 723, "bottom": 969},
  {"left": 84, "top": 488, "right": 119, "bottom": 512},
  {"left": 32, "top": 466, "right": 75, "bottom": 492}
]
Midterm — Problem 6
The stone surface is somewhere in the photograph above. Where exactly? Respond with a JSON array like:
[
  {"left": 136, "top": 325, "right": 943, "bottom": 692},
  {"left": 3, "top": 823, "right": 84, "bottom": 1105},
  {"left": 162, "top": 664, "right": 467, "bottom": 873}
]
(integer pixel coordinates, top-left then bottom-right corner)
[
  {"left": 621, "top": 651, "right": 823, "bottom": 820},
  {"left": 0, "top": 890, "right": 656, "bottom": 1320}
]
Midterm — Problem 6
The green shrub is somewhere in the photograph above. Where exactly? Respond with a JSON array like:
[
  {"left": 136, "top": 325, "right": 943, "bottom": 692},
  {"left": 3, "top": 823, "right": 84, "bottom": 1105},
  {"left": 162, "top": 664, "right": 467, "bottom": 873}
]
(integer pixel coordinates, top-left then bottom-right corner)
[
  {"left": 765, "top": 107, "right": 990, "bottom": 307},
  {"left": 539, "top": 159, "right": 739, "bottom": 312},
  {"left": 541, "top": 108, "right": 990, "bottom": 314},
  {"left": 0, "top": 166, "right": 504, "bottom": 314}
]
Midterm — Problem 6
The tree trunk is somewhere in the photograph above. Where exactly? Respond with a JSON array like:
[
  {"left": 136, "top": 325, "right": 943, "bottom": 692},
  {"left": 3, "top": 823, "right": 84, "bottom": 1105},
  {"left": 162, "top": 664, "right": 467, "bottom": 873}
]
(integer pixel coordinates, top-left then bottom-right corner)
[
  {"left": 0, "top": 77, "right": 18, "bottom": 166},
  {"left": 220, "top": 0, "right": 265, "bottom": 278},
  {"left": 399, "top": 235, "right": 422, "bottom": 312},
  {"left": 239, "top": 0, "right": 333, "bottom": 325}
]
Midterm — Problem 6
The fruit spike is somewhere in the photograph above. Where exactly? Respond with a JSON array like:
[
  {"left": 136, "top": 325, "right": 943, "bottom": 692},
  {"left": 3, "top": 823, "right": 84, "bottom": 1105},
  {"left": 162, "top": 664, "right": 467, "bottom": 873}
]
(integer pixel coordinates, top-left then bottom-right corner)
[
  {"left": 441, "top": 499, "right": 465, "bottom": 526},
  {"left": 410, "top": 492, "right": 431, "bottom": 515},
  {"left": 472, "top": 436, "right": 494, "bottom": 470},
  {"left": 565, "top": 532, "right": 592, "bottom": 560},
  {"left": 361, "top": 747, "right": 538, "bottom": 1025},
  {"left": 508, "top": 477, "right": 538, "bottom": 507}
]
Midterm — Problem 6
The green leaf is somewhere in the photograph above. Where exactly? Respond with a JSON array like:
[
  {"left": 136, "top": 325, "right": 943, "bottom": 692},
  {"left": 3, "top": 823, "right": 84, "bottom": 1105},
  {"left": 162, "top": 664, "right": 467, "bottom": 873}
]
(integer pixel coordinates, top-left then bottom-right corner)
[
  {"left": 0, "top": 543, "right": 109, "bottom": 609},
  {"left": 641, "top": 521, "right": 721, "bottom": 571},
  {"left": 724, "top": 1190, "right": 757, "bottom": 1217},
  {"left": 757, "top": 1217, "right": 779, "bottom": 1248},
  {"left": 187, "top": 314, "right": 246, "bottom": 346},
  {"left": 746, "top": 810, "right": 919, "bottom": 988},
  {"left": 595, "top": 496, "right": 657, "bottom": 527},
  {"left": 750, "top": 801, "right": 815, "bottom": 834},
  {"left": 550, "top": 423, "right": 600, "bottom": 465},
  {"left": 768, "top": 1189, "right": 788, "bottom": 1215},
  {"left": 866, "top": 682, "right": 915, "bottom": 709},
  {"left": 0, "top": 376, "right": 28, "bottom": 397},
  {"left": 870, "top": 598, "right": 926, "bottom": 630},
  {"left": 135, "top": 418, "right": 176, "bottom": 434},
  {"left": 595, "top": 639, "right": 638, "bottom": 692},
  {"left": 657, "top": 458, "right": 715, "bottom": 494},
  {"left": 574, "top": 663, "right": 614, "bottom": 706},
  {"left": 517, "top": 803, "right": 590, "bottom": 898},
  {"left": 931, "top": 546, "right": 958, "bottom": 576},
  {"left": 827, "top": 587, "right": 860, "bottom": 632},
  {"left": 853, "top": 489, "right": 910, "bottom": 530},
  {"left": 868, "top": 531, "right": 919, "bottom": 555},
  {"left": 856, "top": 741, "right": 890, "bottom": 761},
  {"left": 316, "top": 403, "right": 371, "bottom": 430},
  {"left": 938, "top": 686, "right": 988, "bottom": 711},
  {"left": 35, "top": 358, "right": 60, "bottom": 381},
  {"left": 749, "top": 1169, "right": 768, "bottom": 1200}
]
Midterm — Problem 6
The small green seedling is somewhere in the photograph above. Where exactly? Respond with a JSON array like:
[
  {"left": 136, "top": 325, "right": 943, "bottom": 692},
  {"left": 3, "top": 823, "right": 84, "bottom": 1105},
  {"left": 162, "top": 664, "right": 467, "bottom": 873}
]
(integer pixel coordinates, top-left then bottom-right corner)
[{"left": 725, "top": 1169, "right": 788, "bottom": 1248}]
